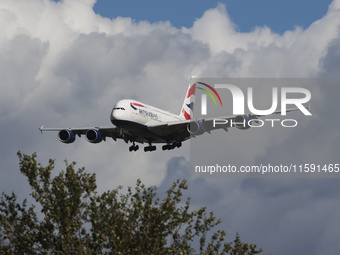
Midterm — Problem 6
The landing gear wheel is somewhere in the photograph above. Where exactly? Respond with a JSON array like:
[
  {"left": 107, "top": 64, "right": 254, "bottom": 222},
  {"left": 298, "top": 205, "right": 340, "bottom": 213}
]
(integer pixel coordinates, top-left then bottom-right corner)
[
  {"left": 144, "top": 145, "right": 156, "bottom": 152},
  {"left": 162, "top": 144, "right": 174, "bottom": 150},
  {"left": 129, "top": 143, "right": 139, "bottom": 152},
  {"left": 162, "top": 142, "right": 182, "bottom": 150}
]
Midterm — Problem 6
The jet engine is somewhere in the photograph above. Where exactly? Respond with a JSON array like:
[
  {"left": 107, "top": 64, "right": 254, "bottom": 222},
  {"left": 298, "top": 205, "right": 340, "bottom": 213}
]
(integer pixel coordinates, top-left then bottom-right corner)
[
  {"left": 86, "top": 129, "right": 103, "bottom": 143},
  {"left": 187, "top": 121, "right": 206, "bottom": 135},
  {"left": 58, "top": 129, "right": 76, "bottom": 143},
  {"left": 234, "top": 115, "right": 251, "bottom": 130}
]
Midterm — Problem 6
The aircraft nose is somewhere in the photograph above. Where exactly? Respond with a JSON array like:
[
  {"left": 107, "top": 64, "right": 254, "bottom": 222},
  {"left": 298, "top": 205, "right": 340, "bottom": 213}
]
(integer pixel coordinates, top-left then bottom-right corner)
[
  {"left": 111, "top": 108, "right": 118, "bottom": 120},
  {"left": 111, "top": 106, "right": 125, "bottom": 122}
]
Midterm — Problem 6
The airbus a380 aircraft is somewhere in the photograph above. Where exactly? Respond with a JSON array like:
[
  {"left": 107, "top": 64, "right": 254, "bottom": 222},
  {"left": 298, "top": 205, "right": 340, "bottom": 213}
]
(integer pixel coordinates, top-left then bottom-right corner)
[{"left": 40, "top": 82, "right": 308, "bottom": 152}]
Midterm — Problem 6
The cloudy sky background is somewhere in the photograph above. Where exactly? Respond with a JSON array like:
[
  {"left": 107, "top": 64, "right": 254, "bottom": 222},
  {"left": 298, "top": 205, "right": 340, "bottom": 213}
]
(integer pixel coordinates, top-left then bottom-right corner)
[{"left": 1, "top": 0, "right": 340, "bottom": 254}]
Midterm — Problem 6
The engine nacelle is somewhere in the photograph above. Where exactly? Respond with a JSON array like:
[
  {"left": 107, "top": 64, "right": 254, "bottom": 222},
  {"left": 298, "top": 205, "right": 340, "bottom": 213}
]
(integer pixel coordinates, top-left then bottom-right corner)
[
  {"left": 86, "top": 129, "right": 103, "bottom": 143},
  {"left": 58, "top": 129, "right": 76, "bottom": 143},
  {"left": 234, "top": 115, "right": 251, "bottom": 130},
  {"left": 187, "top": 121, "right": 206, "bottom": 135}
]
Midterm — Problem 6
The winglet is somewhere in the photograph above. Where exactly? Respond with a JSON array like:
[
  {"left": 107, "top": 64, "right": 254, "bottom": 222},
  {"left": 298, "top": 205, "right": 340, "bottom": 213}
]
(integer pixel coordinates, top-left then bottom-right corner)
[{"left": 39, "top": 125, "right": 44, "bottom": 133}]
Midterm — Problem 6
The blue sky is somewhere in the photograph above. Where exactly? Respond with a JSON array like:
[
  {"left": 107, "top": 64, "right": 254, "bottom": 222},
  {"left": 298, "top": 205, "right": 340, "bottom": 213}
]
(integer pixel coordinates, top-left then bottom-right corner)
[{"left": 90, "top": 0, "right": 332, "bottom": 33}]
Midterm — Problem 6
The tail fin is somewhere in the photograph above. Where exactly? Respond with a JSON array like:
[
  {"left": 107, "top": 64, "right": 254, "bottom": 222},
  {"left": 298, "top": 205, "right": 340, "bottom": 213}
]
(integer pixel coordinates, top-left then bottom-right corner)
[{"left": 179, "top": 82, "right": 196, "bottom": 120}]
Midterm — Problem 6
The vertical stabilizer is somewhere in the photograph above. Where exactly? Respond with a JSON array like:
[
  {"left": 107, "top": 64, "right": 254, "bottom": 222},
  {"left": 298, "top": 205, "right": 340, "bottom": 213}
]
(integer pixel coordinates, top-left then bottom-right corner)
[{"left": 179, "top": 82, "right": 196, "bottom": 120}]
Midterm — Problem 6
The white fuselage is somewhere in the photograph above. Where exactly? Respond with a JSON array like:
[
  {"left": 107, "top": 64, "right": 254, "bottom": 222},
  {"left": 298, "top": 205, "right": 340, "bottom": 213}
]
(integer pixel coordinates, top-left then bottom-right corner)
[{"left": 111, "top": 99, "right": 183, "bottom": 127}]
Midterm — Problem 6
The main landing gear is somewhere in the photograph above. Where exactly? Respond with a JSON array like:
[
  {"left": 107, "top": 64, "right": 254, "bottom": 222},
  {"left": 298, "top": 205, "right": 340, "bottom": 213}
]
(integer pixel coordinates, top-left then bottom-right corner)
[
  {"left": 162, "top": 142, "right": 182, "bottom": 151},
  {"left": 129, "top": 141, "right": 182, "bottom": 152},
  {"left": 129, "top": 142, "right": 139, "bottom": 152},
  {"left": 129, "top": 141, "right": 156, "bottom": 152},
  {"left": 144, "top": 144, "right": 156, "bottom": 152}
]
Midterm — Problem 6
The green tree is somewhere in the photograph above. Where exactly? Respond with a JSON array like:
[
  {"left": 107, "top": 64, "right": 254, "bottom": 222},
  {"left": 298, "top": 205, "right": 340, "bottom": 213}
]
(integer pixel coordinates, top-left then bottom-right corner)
[{"left": 0, "top": 152, "right": 262, "bottom": 254}]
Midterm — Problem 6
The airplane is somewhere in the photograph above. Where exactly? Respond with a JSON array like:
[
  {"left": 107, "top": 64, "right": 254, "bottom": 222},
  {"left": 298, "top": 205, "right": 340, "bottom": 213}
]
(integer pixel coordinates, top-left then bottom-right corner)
[{"left": 39, "top": 82, "right": 308, "bottom": 152}]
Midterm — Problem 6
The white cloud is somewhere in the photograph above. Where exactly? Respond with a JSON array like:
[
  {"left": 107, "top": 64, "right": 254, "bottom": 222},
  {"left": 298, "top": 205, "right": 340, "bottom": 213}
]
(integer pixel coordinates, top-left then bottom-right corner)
[
  {"left": 186, "top": 3, "right": 294, "bottom": 55},
  {"left": 187, "top": 1, "right": 340, "bottom": 77}
]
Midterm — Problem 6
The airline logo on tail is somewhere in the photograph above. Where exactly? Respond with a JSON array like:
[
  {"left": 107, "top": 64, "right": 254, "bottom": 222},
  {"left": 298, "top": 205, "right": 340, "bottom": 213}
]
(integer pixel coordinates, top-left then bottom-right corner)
[{"left": 181, "top": 82, "right": 223, "bottom": 119}]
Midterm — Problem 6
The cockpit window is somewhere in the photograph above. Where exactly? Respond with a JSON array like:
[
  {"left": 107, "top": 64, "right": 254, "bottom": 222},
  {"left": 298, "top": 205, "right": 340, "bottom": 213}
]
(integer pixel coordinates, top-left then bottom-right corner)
[{"left": 113, "top": 107, "right": 125, "bottom": 110}]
